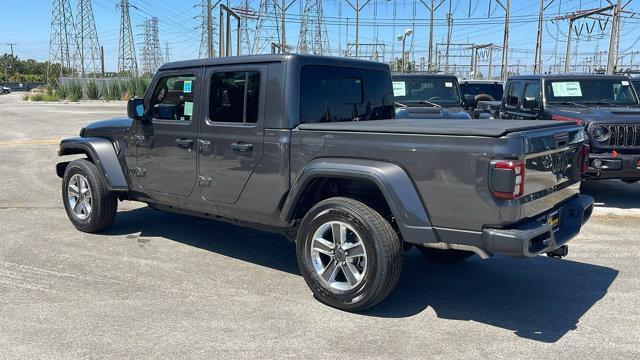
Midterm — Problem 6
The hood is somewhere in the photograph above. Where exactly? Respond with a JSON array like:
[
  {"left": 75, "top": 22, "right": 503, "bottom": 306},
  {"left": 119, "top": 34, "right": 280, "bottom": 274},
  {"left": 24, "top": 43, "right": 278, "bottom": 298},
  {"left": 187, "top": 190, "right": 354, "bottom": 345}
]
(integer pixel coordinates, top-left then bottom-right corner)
[
  {"left": 80, "top": 117, "right": 133, "bottom": 139},
  {"left": 396, "top": 106, "right": 471, "bottom": 120},
  {"left": 548, "top": 106, "right": 640, "bottom": 125}
]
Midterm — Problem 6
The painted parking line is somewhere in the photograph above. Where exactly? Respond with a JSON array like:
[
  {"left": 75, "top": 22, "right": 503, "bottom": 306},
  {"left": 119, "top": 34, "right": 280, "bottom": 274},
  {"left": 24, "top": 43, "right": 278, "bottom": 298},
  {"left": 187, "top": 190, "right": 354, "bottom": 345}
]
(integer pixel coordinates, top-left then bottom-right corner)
[{"left": 0, "top": 139, "right": 59, "bottom": 146}]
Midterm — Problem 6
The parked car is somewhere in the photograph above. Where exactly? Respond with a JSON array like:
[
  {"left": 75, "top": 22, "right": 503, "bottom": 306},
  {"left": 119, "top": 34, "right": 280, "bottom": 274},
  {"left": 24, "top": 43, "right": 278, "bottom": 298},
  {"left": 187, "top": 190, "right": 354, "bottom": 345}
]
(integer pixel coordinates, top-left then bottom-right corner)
[
  {"left": 477, "top": 74, "right": 640, "bottom": 183},
  {"left": 0, "top": 85, "right": 11, "bottom": 94},
  {"left": 392, "top": 73, "right": 471, "bottom": 119},
  {"left": 56, "top": 55, "right": 593, "bottom": 311},
  {"left": 631, "top": 78, "right": 640, "bottom": 94},
  {"left": 459, "top": 79, "right": 504, "bottom": 102}
]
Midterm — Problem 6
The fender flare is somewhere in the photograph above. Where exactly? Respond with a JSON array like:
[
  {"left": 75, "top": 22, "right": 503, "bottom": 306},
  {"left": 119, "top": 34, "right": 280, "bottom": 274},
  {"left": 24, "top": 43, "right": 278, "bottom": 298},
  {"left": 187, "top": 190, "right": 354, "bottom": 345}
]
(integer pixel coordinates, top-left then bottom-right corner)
[
  {"left": 57, "top": 137, "right": 128, "bottom": 191},
  {"left": 281, "top": 158, "right": 438, "bottom": 244}
]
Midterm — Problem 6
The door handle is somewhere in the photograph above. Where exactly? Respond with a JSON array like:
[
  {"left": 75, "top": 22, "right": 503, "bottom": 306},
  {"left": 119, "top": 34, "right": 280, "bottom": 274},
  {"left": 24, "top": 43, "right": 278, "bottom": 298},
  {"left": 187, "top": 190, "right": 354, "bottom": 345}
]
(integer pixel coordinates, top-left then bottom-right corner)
[
  {"left": 175, "top": 138, "right": 194, "bottom": 150},
  {"left": 231, "top": 142, "right": 253, "bottom": 153}
]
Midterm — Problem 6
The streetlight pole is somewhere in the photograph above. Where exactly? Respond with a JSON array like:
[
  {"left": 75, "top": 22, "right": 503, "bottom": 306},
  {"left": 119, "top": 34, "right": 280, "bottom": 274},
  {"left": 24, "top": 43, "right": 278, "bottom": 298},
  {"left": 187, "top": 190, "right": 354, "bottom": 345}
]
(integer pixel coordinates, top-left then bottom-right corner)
[{"left": 397, "top": 28, "right": 413, "bottom": 72}]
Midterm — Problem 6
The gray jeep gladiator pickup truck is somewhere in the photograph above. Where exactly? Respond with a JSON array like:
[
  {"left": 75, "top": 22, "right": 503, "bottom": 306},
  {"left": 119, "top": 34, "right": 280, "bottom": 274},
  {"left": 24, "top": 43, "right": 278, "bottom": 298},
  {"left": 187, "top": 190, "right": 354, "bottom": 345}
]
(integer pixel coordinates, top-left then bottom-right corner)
[{"left": 56, "top": 54, "right": 594, "bottom": 311}]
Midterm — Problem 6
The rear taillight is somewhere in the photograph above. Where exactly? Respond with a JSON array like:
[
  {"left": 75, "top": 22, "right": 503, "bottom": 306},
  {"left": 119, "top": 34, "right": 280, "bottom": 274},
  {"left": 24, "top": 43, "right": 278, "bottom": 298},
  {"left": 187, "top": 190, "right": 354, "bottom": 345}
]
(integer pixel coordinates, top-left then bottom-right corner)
[
  {"left": 490, "top": 160, "right": 525, "bottom": 200},
  {"left": 580, "top": 144, "right": 590, "bottom": 173}
]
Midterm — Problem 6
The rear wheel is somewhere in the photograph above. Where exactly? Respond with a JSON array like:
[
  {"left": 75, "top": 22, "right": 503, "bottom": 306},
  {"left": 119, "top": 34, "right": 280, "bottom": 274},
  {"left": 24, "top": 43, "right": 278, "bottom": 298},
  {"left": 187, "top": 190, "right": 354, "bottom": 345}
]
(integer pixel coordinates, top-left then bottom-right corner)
[
  {"left": 416, "top": 246, "right": 475, "bottom": 263},
  {"left": 296, "top": 197, "right": 402, "bottom": 311},
  {"left": 62, "top": 159, "right": 118, "bottom": 233}
]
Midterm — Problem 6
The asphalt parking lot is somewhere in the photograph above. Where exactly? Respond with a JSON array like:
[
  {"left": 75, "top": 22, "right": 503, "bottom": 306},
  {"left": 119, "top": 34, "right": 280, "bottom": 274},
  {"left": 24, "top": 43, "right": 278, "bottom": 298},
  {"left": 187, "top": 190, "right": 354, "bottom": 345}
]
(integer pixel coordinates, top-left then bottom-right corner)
[{"left": 1, "top": 92, "right": 639, "bottom": 359}]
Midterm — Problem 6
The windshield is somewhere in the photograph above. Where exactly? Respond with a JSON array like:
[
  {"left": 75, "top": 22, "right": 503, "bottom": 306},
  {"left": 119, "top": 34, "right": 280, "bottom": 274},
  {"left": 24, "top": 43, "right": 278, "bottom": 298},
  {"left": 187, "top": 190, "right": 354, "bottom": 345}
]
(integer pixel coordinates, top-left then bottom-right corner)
[
  {"left": 545, "top": 79, "right": 638, "bottom": 106},
  {"left": 393, "top": 77, "right": 461, "bottom": 106},
  {"left": 460, "top": 82, "right": 503, "bottom": 100}
]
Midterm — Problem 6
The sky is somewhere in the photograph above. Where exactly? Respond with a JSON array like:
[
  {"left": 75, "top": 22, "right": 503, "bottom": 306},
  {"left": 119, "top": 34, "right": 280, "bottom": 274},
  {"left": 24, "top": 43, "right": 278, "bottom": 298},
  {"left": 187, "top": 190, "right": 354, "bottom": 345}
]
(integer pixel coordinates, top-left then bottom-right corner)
[{"left": 2, "top": 0, "right": 640, "bottom": 75}]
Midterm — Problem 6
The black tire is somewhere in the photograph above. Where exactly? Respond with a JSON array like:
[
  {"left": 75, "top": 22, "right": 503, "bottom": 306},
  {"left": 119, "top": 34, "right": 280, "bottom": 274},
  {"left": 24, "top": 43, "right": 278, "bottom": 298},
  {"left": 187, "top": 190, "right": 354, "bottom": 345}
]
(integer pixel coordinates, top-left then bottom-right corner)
[
  {"left": 296, "top": 197, "right": 402, "bottom": 311},
  {"left": 62, "top": 159, "right": 118, "bottom": 233},
  {"left": 416, "top": 246, "right": 475, "bottom": 263}
]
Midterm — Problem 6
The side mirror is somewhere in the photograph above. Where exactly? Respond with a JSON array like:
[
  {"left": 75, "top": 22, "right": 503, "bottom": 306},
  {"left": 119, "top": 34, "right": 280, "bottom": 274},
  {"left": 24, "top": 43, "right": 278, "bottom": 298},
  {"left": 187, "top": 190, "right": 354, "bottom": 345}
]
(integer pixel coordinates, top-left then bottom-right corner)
[
  {"left": 127, "top": 98, "right": 145, "bottom": 120},
  {"left": 463, "top": 94, "right": 477, "bottom": 108},
  {"left": 522, "top": 96, "right": 539, "bottom": 110}
]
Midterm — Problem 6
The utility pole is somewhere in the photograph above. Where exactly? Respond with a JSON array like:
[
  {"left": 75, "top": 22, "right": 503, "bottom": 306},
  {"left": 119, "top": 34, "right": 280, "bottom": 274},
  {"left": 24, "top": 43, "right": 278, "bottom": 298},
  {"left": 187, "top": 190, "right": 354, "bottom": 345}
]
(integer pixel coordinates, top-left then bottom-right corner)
[
  {"left": 5, "top": 43, "right": 17, "bottom": 78},
  {"left": 100, "top": 46, "right": 105, "bottom": 77},
  {"left": 607, "top": 0, "right": 622, "bottom": 74},
  {"left": 500, "top": 0, "right": 510, "bottom": 80},
  {"left": 488, "top": 44, "right": 494, "bottom": 79},
  {"left": 207, "top": 0, "right": 213, "bottom": 57},
  {"left": 444, "top": 0, "right": 452, "bottom": 74},
  {"left": 533, "top": 0, "right": 545, "bottom": 74},
  {"left": 345, "top": 0, "right": 370, "bottom": 59},
  {"left": 419, "top": 0, "right": 444, "bottom": 72}
]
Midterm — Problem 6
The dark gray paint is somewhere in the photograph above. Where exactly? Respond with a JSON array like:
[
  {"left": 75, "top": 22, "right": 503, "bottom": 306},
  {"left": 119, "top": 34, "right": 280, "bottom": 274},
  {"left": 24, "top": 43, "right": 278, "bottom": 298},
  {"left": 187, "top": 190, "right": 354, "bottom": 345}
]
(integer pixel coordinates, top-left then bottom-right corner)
[
  {"left": 57, "top": 54, "right": 591, "bottom": 257},
  {"left": 281, "top": 158, "right": 437, "bottom": 244},
  {"left": 58, "top": 137, "right": 128, "bottom": 191}
]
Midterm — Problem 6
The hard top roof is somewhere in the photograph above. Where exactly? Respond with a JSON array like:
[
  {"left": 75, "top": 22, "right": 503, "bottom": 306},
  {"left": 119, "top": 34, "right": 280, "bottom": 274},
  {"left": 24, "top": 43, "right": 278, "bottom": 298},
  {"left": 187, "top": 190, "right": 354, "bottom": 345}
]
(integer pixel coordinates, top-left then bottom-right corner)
[
  {"left": 159, "top": 54, "right": 390, "bottom": 71},
  {"left": 508, "top": 73, "right": 632, "bottom": 81}
]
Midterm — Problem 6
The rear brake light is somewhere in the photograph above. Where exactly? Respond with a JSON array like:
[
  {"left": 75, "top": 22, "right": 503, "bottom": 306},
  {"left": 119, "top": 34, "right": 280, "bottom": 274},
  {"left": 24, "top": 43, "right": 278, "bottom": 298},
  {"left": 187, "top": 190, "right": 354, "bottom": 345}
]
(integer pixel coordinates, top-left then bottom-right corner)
[
  {"left": 490, "top": 160, "right": 525, "bottom": 200},
  {"left": 580, "top": 144, "right": 590, "bottom": 173}
]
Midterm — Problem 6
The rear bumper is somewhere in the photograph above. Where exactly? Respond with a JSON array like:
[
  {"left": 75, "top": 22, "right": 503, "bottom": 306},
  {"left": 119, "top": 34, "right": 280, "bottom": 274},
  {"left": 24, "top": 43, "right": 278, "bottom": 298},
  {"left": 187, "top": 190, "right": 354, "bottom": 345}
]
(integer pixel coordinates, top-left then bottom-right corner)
[
  {"left": 481, "top": 194, "right": 594, "bottom": 258},
  {"left": 585, "top": 152, "right": 640, "bottom": 180}
]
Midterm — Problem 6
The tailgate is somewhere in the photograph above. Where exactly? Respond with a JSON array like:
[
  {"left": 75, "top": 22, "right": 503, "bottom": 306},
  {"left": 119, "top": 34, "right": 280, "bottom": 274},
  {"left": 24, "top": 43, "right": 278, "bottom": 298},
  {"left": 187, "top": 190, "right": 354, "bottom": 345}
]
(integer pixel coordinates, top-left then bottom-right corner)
[{"left": 522, "top": 126, "right": 585, "bottom": 197}]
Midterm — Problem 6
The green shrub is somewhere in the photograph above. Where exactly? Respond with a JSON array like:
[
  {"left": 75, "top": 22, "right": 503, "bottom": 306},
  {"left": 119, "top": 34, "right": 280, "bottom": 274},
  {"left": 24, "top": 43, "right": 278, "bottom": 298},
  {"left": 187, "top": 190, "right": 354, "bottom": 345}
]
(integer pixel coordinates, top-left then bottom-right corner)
[
  {"left": 86, "top": 80, "right": 101, "bottom": 100},
  {"left": 68, "top": 80, "right": 83, "bottom": 101},
  {"left": 30, "top": 93, "right": 44, "bottom": 101},
  {"left": 57, "top": 84, "right": 69, "bottom": 99},
  {"left": 22, "top": 93, "right": 30, "bottom": 101},
  {"left": 42, "top": 93, "right": 60, "bottom": 101},
  {"left": 46, "top": 84, "right": 55, "bottom": 97},
  {"left": 107, "top": 81, "right": 121, "bottom": 101}
]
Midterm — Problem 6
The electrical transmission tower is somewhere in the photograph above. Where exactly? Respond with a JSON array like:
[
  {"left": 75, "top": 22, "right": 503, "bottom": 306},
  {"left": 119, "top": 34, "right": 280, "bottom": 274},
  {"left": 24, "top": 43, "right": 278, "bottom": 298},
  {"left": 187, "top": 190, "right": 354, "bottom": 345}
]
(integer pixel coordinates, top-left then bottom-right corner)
[
  {"left": 48, "top": 0, "right": 78, "bottom": 78},
  {"left": 117, "top": 0, "right": 138, "bottom": 75},
  {"left": 141, "top": 17, "right": 162, "bottom": 75},
  {"left": 297, "top": 0, "right": 330, "bottom": 55},
  {"left": 253, "top": 0, "right": 282, "bottom": 54},
  {"left": 234, "top": 0, "right": 255, "bottom": 55},
  {"left": 197, "top": 0, "right": 220, "bottom": 58},
  {"left": 75, "top": 0, "right": 101, "bottom": 77}
]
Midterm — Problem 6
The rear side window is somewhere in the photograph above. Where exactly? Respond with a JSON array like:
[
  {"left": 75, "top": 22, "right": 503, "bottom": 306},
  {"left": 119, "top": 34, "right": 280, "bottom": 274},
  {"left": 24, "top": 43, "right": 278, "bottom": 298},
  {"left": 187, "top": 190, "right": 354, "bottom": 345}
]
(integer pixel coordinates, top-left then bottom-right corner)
[
  {"left": 300, "top": 65, "right": 395, "bottom": 123},
  {"left": 150, "top": 74, "right": 197, "bottom": 121},
  {"left": 506, "top": 81, "right": 523, "bottom": 107},
  {"left": 209, "top": 71, "right": 261, "bottom": 123}
]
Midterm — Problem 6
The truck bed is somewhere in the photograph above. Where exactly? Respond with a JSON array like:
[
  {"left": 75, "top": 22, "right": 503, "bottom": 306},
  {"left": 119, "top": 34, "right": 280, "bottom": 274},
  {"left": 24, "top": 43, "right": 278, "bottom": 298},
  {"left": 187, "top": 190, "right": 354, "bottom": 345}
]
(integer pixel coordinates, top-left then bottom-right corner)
[{"left": 297, "top": 119, "right": 570, "bottom": 137}]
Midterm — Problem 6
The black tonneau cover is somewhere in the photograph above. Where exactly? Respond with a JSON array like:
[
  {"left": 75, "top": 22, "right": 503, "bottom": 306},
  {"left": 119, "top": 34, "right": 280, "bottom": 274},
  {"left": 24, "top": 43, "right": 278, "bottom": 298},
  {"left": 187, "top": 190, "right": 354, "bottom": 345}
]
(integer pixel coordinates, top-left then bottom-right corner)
[{"left": 297, "top": 119, "right": 573, "bottom": 137}]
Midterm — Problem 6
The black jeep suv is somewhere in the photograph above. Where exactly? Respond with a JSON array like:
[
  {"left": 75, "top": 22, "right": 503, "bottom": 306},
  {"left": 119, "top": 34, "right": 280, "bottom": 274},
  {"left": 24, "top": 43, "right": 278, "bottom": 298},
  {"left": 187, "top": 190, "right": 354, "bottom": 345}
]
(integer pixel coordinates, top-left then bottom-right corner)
[{"left": 494, "top": 74, "right": 640, "bottom": 182}]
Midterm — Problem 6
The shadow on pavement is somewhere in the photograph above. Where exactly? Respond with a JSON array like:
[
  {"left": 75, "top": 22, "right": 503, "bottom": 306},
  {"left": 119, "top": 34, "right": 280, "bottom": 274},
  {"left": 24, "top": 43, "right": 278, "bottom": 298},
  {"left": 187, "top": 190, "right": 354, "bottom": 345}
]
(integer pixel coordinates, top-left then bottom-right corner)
[
  {"left": 581, "top": 179, "right": 640, "bottom": 209},
  {"left": 106, "top": 206, "right": 618, "bottom": 344}
]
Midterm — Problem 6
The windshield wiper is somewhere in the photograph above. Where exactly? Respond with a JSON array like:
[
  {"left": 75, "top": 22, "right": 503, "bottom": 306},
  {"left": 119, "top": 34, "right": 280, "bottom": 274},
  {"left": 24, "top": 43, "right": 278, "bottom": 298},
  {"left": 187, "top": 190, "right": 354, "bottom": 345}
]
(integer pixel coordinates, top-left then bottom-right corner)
[
  {"left": 554, "top": 100, "right": 586, "bottom": 108},
  {"left": 394, "top": 101, "right": 408, "bottom": 108},
  {"left": 414, "top": 100, "right": 442, "bottom": 108},
  {"left": 585, "top": 100, "right": 622, "bottom": 108}
]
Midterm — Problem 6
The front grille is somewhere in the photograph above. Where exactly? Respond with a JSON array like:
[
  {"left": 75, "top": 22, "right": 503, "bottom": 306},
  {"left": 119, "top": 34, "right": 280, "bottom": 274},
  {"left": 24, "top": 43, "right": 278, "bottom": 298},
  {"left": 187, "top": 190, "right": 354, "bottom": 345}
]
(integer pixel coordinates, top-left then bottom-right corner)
[{"left": 607, "top": 125, "right": 640, "bottom": 147}]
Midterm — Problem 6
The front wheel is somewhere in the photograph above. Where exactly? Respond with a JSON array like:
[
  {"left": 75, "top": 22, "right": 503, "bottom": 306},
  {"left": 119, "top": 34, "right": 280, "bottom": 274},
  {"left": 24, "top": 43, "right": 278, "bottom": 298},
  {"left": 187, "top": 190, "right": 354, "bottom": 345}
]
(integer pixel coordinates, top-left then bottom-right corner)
[
  {"left": 296, "top": 197, "right": 403, "bottom": 311},
  {"left": 62, "top": 159, "right": 118, "bottom": 233}
]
